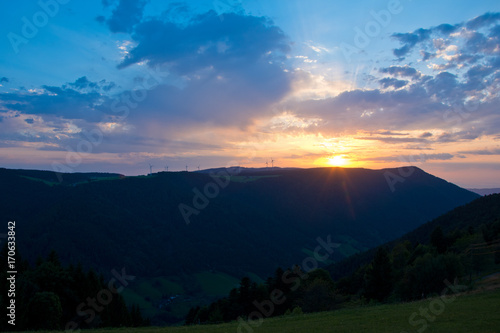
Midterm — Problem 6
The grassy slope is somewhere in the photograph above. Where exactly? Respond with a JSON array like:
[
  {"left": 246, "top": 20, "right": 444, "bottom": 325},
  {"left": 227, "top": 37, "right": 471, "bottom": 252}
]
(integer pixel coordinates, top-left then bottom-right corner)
[{"left": 27, "top": 288, "right": 500, "bottom": 333}]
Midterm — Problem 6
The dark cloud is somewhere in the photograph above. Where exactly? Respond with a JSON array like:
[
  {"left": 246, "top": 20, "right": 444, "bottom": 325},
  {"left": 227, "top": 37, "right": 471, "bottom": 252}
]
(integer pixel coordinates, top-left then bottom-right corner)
[
  {"left": 464, "top": 65, "right": 495, "bottom": 91},
  {"left": 375, "top": 131, "right": 409, "bottom": 136},
  {"left": 289, "top": 52, "right": 498, "bottom": 138},
  {"left": 110, "top": 65, "right": 291, "bottom": 128},
  {"left": 435, "top": 23, "right": 460, "bottom": 34},
  {"left": 379, "top": 77, "right": 408, "bottom": 89},
  {"left": 459, "top": 148, "right": 500, "bottom": 155},
  {"left": 392, "top": 28, "right": 431, "bottom": 58},
  {"left": 420, "top": 51, "right": 435, "bottom": 61},
  {"left": 24, "top": 118, "right": 34, "bottom": 124},
  {"left": 357, "top": 136, "right": 429, "bottom": 144},
  {"left": 66, "top": 76, "right": 116, "bottom": 92},
  {"left": 392, "top": 12, "right": 500, "bottom": 60},
  {"left": 424, "top": 72, "right": 459, "bottom": 98},
  {"left": 362, "top": 153, "right": 454, "bottom": 162},
  {"left": 379, "top": 66, "right": 420, "bottom": 79},
  {"left": 0, "top": 85, "right": 106, "bottom": 122},
  {"left": 436, "top": 131, "right": 482, "bottom": 143},
  {"left": 69, "top": 76, "right": 97, "bottom": 90},
  {"left": 109, "top": 10, "right": 292, "bottom": 128},
  {"left": 106, "top": 0, "right": 148, "bottom": 33},
  {"left": 1, "top": 10, "right": 294, "bottom": 144},
  {"left": 0, "top": 77, "right": 8, "bottom": 83},
  {"left": 118, "top": 11, "right": 290, "bottom": 73},
  {"left": 466, "top": 12, "right": 500, "bottom": 30}
]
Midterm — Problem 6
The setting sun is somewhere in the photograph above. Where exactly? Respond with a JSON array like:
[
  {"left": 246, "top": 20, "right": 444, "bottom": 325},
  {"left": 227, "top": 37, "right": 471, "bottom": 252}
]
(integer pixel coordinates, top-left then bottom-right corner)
[{"left": 327, "top": 155, "right": 349, "bottom": 167}]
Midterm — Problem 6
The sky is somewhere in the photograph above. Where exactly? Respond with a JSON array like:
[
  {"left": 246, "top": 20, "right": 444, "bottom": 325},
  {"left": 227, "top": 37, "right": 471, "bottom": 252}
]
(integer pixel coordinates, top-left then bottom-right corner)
[{"left": 1, "top": 0, "right": 500, "bottom": 188}]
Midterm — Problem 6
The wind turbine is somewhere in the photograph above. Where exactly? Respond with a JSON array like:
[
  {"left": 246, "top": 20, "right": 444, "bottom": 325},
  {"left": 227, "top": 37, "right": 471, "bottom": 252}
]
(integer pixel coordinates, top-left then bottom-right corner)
[
  {"left": 185, "top": 165, "right": 188, "bottom": 172},
  {"left": 165, "top": 165, "right": 169, "bottom": 172},
  {"left": 271, "top": 159, "right": 274, "bottom": 169},
  {"left": 148, "top": 164, "right": 153, "bottom": 175},
  {"left": 266, "top": 160, "right": 268, "bottom": 168},
  {"left": 197, "top": 164, "right": 201, "bottom": 171}
]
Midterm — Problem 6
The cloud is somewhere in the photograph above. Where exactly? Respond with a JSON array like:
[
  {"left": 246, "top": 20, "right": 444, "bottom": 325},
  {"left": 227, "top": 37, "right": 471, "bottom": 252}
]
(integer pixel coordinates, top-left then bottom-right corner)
[
  {"left": 465, "top": 12, "right": 500, "bottom": 30},
  {"left": 0, "top": 85, "right": 107, "bottom": 122},
  {"left": 110, "top": 10, "right": 292, "bottom": 128},
  {"left": 0, "top": 77, "right": 8, "bottom": 83},
  {"left": 362, "top": 153, "right": 455, "bottom": 162},
  {"left": 459, "top": 148, "right": 500, "bottom": 155},
  {"left": 424, "top": 71, "right": 460, "bottom": 100},
  {"left": 379, "top": 77, "right": 408, "bottom": 89},
  {"left": 1, "top": 9, "right": 296, "bottom": 162},
  {"left": 357, "top": 136, "right": 429, "bottom": 144},
  {"left": 3, "top": 8, "right": 500, "bottom": 174},
  {"left": 118, "top": 11, "right": 290, "bottom": 73},
  {"left": 392, "top": 28, "right": 431, "bottom": 58},
  {"left": 66, "top": 76, "right": 116, "bottom": 92},
  {"left": 105, "top": 0, "right": 148, "bottom": 33},
  {"left": 379, "top": 66, "right": 420, "bottom": 79},
  {"left": 374, "top": 131, "right": 409, "bottom": 136},
  {"left": 391, "top": 12, "right": 500, "bottom": 61},
  {"left": 436, "top": 131, "right": 483, "bottom": 143}
]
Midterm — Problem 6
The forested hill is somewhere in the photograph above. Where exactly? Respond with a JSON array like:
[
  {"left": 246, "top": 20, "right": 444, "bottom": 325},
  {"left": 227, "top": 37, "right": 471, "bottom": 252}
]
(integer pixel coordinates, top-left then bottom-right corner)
[
  {"left": 1, "top": 166, "right": 478, "bottom": 280},
  {"left": 326, "top": 193, "right": 500, "bottom": 281}
]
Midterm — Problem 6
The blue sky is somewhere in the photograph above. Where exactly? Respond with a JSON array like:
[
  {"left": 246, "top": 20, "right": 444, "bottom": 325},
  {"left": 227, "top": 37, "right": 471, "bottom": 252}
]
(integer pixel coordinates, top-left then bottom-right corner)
[{"left": 1, "top": 0, "right": 500, "bottom": 187}]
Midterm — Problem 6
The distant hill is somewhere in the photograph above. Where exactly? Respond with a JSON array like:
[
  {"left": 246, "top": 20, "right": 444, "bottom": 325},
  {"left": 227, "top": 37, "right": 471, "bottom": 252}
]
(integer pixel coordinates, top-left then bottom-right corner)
[
  {"left": 0, "top": 166, "right": 481, "bottom": 324},
  {"left": 468, "top": 188, "right": 500, "bottom": 196},
  {"left": 326, "top": 193, "right": 500, "bottom": 281},
  {"left": 0, "top": 166, "right": 478, "bottom": 279},
  {"left": 0, "top": 167, "right": 123, "bottom": 185}
]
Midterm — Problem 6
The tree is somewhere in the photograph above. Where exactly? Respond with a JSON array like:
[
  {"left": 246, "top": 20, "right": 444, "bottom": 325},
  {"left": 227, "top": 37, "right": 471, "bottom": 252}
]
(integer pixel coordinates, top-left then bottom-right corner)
[
  {"left": 364, "top": 247, "right": 393, "bottom": 302},
  {"left": 431, "top": 226, "right": 447, "bottom": 254},
  {"left": 185, "top": 306, "right": 199, "bottom": 325},
  {"left": 25, "top": 292, "right": 62, "bottom": 330},
  {"left": 297, "top": 279, "right": 336, "bottom": 313}
]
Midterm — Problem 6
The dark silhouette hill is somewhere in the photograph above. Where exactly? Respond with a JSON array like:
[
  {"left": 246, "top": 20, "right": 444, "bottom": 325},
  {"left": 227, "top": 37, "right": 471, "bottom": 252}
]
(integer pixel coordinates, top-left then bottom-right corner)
[
  {"left": 0, "top": 166, "right": 478, "bottom": 279},
  {"left": 326, "top": 193, "right": 500, "bottom": 281},
  {"left": 468, "top": 188, "right": 500, "bottom": 196}
]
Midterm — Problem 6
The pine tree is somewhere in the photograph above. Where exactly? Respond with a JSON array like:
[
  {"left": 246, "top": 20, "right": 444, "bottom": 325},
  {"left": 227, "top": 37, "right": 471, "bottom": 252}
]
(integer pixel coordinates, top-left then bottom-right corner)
[
  {"left": 364, "top": 247, "right": 393, "bottom": 302},
  {"left": 25, "top": 292, "right": 63, "bottom": 330},
  {"left": 431, "top": 226, "right": 447, "bottom": 253}
]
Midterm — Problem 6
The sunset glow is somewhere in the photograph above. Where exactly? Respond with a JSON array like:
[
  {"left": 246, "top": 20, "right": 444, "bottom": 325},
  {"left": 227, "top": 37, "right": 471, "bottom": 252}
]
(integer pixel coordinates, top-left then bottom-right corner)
[
  {"left": 327, "top": 155, "right": 349, "bottom": 167},
  {"left": 1, "top": 1, "right": 499, "bottom": 187}
]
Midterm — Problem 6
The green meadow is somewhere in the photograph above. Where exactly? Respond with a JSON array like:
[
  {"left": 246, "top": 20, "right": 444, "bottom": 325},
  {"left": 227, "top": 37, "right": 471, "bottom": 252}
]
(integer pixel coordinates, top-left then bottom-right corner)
[{"left": 22, "top": 288, "right": 500, "bottom": 333}]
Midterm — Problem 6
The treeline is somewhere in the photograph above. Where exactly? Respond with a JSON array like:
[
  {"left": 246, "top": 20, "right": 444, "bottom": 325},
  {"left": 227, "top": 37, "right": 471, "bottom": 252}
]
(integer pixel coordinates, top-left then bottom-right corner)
[
  {"left": 186, "top": 218, "right": 500, "bottom": 325},
  {"left": 185, "top": 268, "right": 340, "bottom": 325},
  {"left": 0, "top": 248, "right": 149, "bottom": 331}
]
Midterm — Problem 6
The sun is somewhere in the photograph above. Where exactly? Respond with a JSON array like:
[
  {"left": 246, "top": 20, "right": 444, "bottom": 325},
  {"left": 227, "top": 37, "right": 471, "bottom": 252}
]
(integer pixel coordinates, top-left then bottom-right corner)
[{"left": 327, "top": 155, "right": 349, "bottom": 167}]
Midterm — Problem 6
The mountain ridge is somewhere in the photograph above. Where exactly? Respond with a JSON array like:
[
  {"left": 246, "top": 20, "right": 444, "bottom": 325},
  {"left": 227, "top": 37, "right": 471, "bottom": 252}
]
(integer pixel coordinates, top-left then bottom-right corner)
[{"left": 0, "top": 165, "right": 478, "bottom": 277}]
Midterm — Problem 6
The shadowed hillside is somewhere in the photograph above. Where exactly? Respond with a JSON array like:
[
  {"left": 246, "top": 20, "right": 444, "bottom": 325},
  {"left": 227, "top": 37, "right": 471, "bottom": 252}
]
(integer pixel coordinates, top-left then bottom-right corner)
[
  {"left": 1, "top": 166, "right": 478, "bottom": 278},
  {"left": 0, "top": 166, "right": 480, "bottom": 324}
]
